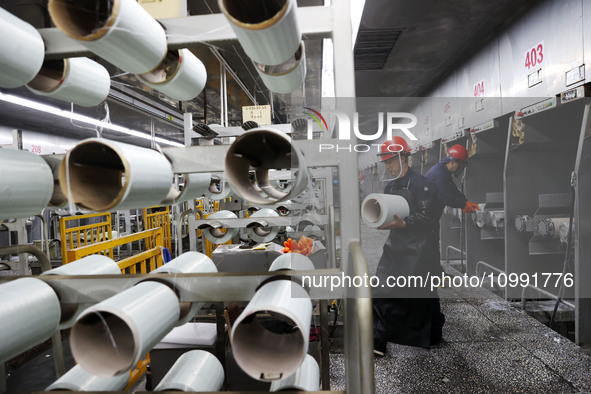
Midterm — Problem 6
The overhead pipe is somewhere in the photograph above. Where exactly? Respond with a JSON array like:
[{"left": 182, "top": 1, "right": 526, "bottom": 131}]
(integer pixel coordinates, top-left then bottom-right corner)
[
  {"left": 199, "top": 210, "right": 239, "bottom": 244},
  {"left": 0, "top": 7, "right": 44, "bottom": 88},
  {"left": 26, "top": 57, "right": 111, "bottom": 107},
  {"left": 230, "top": 253, "right": 313, "bottom": 381},
  {"left": 0, "top": 278, "right": 61, "bottom": 363},
  {"left": 218, "top": 0, "right": 301, "bottom": 66},
  {"left": 246, "top": 208, "right": 280, "bottom": 243},
  {"left": 225, "top": 128, "right": 310, "bottom": 205},
  {"left": 150, "top": 251, "right": 218, "bottom": 326},
  {"left": 59, "top": 138, "right": 173, "bottom": 212},
  {"left": 361, "top": 193, "right": 410, "bottom": 228},
  {"left": 46, "top": 365, "right": 129, "bottom": 391},
  {"left": 48, "top": 0, "right": 168, "bottom": 74},
  {"left": 42, "top": 255, "right": 121, "bottom": 329},
  {"left": 137, "top": 49, "right": 207, "bottom": 101},
  {"left": 270, "top": 354, "right": 320, "bottom": 392},
  {"left": 70, "top": 281, "right": 180, "bottom": 377},
  {"left": 0, "top": 148, "right": 53, "bottom": 220},
  {"left": 154, "top": 350, "right": 224, "bottom": 392}
]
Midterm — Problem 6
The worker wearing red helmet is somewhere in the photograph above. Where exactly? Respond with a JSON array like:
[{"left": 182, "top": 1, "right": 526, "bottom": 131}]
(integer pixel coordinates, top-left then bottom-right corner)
[
  {"left": 373, "top": 137, "right": 445, "bottom": 354},
  {"left": 425, "top": 144, "right": 480, "bottom": 214}
]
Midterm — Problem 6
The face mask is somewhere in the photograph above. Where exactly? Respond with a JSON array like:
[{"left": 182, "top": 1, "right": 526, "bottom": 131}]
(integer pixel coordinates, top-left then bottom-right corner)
[{"left": 378, "top": 154, "right": 403, "bottom": 181}]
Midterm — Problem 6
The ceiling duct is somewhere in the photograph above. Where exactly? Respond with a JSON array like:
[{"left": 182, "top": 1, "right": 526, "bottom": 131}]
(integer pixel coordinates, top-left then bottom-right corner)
[{"left": 354, "top": 28, "right": 403, "bottom": 71}]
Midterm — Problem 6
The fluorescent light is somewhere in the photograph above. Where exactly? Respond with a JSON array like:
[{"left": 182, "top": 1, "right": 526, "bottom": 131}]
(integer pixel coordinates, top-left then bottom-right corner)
[{"left": 0, "top": 92, "right": 184, "bottom": 147}]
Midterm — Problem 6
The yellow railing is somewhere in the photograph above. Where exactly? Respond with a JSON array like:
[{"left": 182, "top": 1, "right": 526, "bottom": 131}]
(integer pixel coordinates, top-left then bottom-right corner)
[
  {"left": 144, "top": 206, "right": 171, "bottom": 252},
  {"left": 60, "top": 213, "right": 112, "bottom": 265},
  {"left": 125, "top": 354, "right": 151, "bottom": 391},
  {"left": 66, "top": 228, "right": 164, "bottom": 273},
  {"left": 65, "top": 228, "right": 164, "bottom": 388}
]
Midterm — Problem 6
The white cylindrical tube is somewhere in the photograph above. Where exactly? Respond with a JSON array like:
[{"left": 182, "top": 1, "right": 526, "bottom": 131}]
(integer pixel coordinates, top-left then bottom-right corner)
[
  {"left": 254, "top": 42, "right": 306, "bottom": 94},
  {"left": 42, "top": 255, "right": 121, "bottom": 329},
  {"left": 59, "top": 138, "right": 173, "bottom": 212},
  {"left": 0, "top": 148, "right": 53, "bottom": 220},
  {"left": 218, "top": 0, "right": 300, "bottom": 66},
  {"left": 490, "top": 210, "right": 505, "bottom": 228},
  {"left": 41, "top": 155, "right": 68, "bottom": 208},
  {"left": 175, "top": 173, "right": 213, "bottom": 204},
  {"left": 270, "top": 354, "right": 320, "bottom": 392},
  {"left": 48, "top": 0, "right": 167, "bottom": 74},
  {"left": 246, "top": 208, "right": 280, "bottom": 243},
  {"left": 361, "top": 193, "right": 410, "bottom": 228},
  {"left": 154, "top": 350, "right": 224, "bottom": 392},
  {"left": 151, "top": 252, "right": 217, "bottom": 326},
  {"left": 200, "top": 210, "right": 239, "bottom": 244},
  {"left": 137, "top": 49, "right": 207, "bottom": 101},
  {"left": 26, "top": 57, "right": 111, "bottom": 107},
  {"left": 203, "top": 175, "right": 233, "bottom": 200},
  {"left": 225, "top": 128, "right": 310, "bottom": 205},
  {"left": 272, "top": 179, "right": 293, "bottom": 194},
  {"left": 0, "top": 7, "right": 44, "bottom": 88},
  {"left": 559, "top": 219, "right": 574, "bottom": 244},
  {"left": 231, "top": 279, "right": 312, "bottom": 381},
  {"left": 269, "top": 252, "right": 315, "bottom": 271},
  {"left": 70, "top": 281, "right": 180, "bottom": 377},
  {"left": 46, "top": 365, "right": 129, "bottom": 391},
  {"left": 537, "top": 217, "right": 569, "bottom": 239},
  {"left": 0, "top": 278, "right": 61, "bottom": 362}
]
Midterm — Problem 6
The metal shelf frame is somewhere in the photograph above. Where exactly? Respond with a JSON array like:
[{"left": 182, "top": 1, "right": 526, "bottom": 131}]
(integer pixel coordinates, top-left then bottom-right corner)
[{"left": 1, "top": 2, "right": 373, "bottom": 393}]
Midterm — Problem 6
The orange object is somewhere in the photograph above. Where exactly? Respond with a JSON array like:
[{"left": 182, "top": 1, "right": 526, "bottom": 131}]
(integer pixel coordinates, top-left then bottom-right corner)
[
  {"left": 283, "top": 236, "right": 314, "bottom": 256},
  {"left": 462, "top": 200, "right": 480, "bottom": 213}
]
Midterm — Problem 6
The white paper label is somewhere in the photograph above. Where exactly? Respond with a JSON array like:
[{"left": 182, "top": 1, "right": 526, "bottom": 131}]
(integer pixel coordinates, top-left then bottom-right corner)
[{"left": 242, "top": 105, "right": 272, "bottom": 125}]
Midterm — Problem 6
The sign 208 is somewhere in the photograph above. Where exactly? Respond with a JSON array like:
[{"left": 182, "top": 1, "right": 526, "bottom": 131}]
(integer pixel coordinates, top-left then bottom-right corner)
[{"left": 524, "top": 41, "right": 544, "bottom": 70}]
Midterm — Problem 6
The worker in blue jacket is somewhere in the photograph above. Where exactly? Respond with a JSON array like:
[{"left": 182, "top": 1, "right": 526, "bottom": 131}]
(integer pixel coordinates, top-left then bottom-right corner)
[
  {"left": 373, "top": 137, "right": 445, "bottom": 355},
  {"left": 425, "top": 144, "right": 479, "bottom": 215}
]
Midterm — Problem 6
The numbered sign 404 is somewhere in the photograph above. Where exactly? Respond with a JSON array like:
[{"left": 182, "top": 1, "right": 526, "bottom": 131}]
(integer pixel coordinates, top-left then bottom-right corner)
[{"left": 525, "top": 41, "right": 544, "bottom": 71}]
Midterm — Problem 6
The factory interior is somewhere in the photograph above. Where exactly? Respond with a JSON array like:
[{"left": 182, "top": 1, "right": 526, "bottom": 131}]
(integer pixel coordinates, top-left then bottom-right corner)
[{"left": 2, "top": 0, "right": 591, "bottom": 392}]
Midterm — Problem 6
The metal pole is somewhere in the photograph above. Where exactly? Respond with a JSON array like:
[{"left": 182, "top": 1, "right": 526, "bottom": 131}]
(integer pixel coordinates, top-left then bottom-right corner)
[{"left": 319, "top": 299, "right": 330, "bottom": 390}]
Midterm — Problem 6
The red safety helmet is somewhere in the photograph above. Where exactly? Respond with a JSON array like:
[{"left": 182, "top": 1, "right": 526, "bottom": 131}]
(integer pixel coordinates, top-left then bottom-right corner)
[
  {"left": 378, "top": 137, "right": 411, "bottom": 162},
  {"left": 447, "top": 144, "right": 468, "bottom": 162}
]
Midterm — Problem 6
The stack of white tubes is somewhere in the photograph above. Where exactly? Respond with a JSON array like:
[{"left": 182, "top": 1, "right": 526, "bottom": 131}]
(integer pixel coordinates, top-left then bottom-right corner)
[
  {"left": 59, "top": 138, "right": 174, "bottom": 212},
  {"left": 246, "top": 208, "right": 281, "bottom": 243},
  {"left": 225, "top": 128, "right": 310, "bottom": 205},
  {"left": 69, "top": 252, "right": 217, "bottom": 377},
  {"left": 48, "top": 0, "right": 207, "bottom": 101},
  {"left": 199, "top": 210, "right": 240, "bottom": 244},
  {"left": 219, "top": 0, "right": 306, "bottom": 93},
  {"left": 230, "top": 253, "right": 314, "bottom": 381}
]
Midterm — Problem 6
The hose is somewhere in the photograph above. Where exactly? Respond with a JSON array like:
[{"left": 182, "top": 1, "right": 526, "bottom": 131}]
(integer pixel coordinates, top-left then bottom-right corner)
[
  {"left": 549, "top": 172, "right": 576, "bottom": 328},
  {"left": 0, "top": 244, "right": 51, "bottom": 272}
]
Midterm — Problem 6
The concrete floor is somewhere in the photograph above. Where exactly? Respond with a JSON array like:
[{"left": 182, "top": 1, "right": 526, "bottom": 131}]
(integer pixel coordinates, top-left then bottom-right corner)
[
  {"left": 7, "top": 223, "right": 591, "bottom": 392},
  {"left": 328, "top": 224, "right": 591, "bottom": 393}
]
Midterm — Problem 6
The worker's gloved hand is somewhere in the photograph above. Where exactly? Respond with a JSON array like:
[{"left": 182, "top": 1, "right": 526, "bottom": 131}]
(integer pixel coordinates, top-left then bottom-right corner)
[{"left": 462, "top": 201, "right": 480, "bottom": 213}]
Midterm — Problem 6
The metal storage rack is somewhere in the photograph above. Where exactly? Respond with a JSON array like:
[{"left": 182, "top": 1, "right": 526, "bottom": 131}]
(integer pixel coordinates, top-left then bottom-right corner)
[{"left": 0, "top": 1, "right": 374, "bottom": 392}]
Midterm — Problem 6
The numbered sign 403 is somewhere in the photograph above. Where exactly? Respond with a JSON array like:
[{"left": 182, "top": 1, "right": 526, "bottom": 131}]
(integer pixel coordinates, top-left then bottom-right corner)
[{"left": 525, "top": 41, "right": 544, "bottom": 71}]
